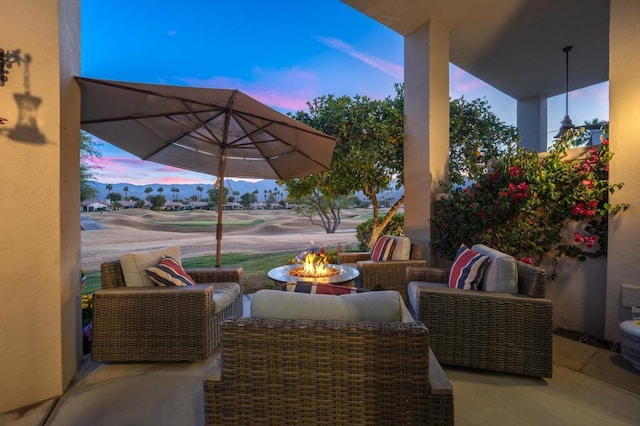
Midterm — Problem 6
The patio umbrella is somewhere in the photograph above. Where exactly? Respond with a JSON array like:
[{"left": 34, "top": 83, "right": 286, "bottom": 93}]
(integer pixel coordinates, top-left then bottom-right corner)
[{"left": 76, "top": 77, "right": 337, "bottom": 267}]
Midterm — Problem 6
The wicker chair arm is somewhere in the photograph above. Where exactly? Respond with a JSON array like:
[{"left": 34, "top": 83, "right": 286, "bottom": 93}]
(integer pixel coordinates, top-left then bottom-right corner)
[
  {"left": 93, "top": 284, "right": 215, "bottom": 308},
  {"left": 406, "top": 267, "right": 449, "bottom": 283},
  {"left": 515, "top": 260, "right": 547, "bottom": 298},
  {"left": 357, "top": 259, "right": 428, "bottom": 299},
  {"left": 187, "top": 267, "right": 243, "bottom": 284},
  {"left": 337, "top": 251, "right": 371, "bottom": 263}
]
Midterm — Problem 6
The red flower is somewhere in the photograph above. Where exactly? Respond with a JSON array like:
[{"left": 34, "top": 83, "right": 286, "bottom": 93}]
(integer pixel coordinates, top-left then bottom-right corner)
[
  {"left": 509, "top": 165, "right": 523, "bottom": 178},
  {"left": 520, "top": 257, "right": 534, "bottom": 265},
  {"left": 582, "top": 180, "right": 594, "bottom": 190}
]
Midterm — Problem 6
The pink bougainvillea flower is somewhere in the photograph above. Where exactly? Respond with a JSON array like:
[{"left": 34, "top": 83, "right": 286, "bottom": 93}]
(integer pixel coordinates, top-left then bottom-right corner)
[
  {"left": 582, "top": 180, "right": 594, "bottom": 189},
  {"left": 509, "top": 165, "right": 523, "bottom": 178}
]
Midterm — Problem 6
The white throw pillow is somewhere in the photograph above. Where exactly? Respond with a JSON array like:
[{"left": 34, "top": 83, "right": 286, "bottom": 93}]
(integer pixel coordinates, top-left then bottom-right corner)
[
  {"left": 471, "top": 244, "right": 518, "bottom": 293},
  {"left": 120, "top": 246, "right": 181, "bottom": 287}
]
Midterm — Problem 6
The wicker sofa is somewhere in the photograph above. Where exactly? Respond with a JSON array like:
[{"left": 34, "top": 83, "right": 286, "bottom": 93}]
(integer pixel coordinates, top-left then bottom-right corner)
[
  {"left": 203, "top": 290, "right": 454, "bottom": 425},
  {"left": 92, "top": 260, "right": 243, "bottom": 362},
  {"left": 337, "top": 239, "right": 426, "bottom": 301},
  {"left": 406, "top": 244, "right": 553, "bottom": 378}
]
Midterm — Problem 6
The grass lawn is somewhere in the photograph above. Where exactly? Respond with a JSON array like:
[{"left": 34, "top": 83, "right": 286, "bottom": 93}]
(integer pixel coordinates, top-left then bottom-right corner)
[{"left": 82, "top": 250, "right": 298, "bottom": 295}]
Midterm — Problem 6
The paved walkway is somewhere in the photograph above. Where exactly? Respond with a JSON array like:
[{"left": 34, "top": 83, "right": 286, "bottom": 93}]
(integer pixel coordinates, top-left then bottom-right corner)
[{"left": 3, "top": 295, "right": 640, "bottom": 425}]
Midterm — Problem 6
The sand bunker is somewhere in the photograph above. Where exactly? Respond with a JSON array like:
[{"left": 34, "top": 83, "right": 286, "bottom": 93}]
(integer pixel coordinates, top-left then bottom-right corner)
[{"left": 81, "top": 208, "right": 365, "bottom": 270}]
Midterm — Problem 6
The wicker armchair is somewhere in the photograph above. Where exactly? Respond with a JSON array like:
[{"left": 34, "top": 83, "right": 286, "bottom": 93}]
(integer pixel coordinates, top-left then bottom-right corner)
[
  {"left": 337, "top": 242, "right": 426, "bottom": 301},
  {"left": 406, "top": 260, "right": 553, "bottom": 377},
  {"left": 204, "top": 317, "right": 454, "bottom": 425},
  {"left": 91, "top": 261, "right": 243, "bottom": 362}
]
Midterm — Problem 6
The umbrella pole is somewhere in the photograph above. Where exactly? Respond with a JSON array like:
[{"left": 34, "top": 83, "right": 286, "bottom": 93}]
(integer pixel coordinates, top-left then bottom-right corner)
[{"left": 216, "top": 150, "right": 227, "bottom": 268}]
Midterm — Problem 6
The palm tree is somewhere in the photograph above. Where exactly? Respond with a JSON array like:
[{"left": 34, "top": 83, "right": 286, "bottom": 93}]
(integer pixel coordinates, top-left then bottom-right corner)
[
  {"left": 174, "top": 187, "right": 180, "bottom": 201},
  {"left": 157, "top": 187, "right": 164, "bottom": 199},
  {"left": 196, "top": 185, "right": 204, "bottom": 201},
  {"left": 144, "top": 187, "right": 153, "bottom": 201},
  {"left": 123, "top": 186, "right": 129, "bottom": 200},
  {"left": 233, "top": 191, "right": 240, "bottom": 203},
  {"left": 105, "top": 184, "right": 113, "bottom": 200},
  {"left": 171, "top": 187, "right": 177, "bottom": 200},
  {"left": 263, "top": 189, "right": 267, "bottom": 203}
]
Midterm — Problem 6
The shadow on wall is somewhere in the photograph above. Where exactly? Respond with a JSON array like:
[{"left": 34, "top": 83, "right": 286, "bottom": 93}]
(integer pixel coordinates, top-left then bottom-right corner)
[{"left": 0, "top": 48, "right": 46, "bottom": 143}]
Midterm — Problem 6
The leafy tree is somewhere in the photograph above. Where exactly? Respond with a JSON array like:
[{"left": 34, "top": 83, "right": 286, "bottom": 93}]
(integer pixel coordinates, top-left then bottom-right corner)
[
  {"left": 282, "top": 85, "right": 404, "bottom": 241},
  {"left": 239, "top": 192, "right": 254, "bottom": 210},
  {"left": 80, "top": 131, "right": 102, "bottom": 201},
  {"left": 448, "top": 97, "right": 519, "bottom": 186},
  {"left": 148, "top": 194, "right": 166, "bottom": 210},
  {"left": 286, "top": 174, "right": 353, "bottom": 232},
  {"left": 107, "top": 192, "right": 122, "bottom": 202},
  {"left": 207, "top": 186, "right": 230, "bottom": 206}
]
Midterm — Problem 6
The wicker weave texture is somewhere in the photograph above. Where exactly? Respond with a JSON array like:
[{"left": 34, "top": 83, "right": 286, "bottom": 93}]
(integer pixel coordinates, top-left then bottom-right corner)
[
  {"left": 92, "top": 261, "right": 243, "bottom": 362},
  {"left": 338, "top": 243, "right": 426, "bottom": 302},
  {"left": 204, "top": 318, "right": 454, "bottom": 426},
  {"left": 408, "top": 262, "right": 553, "bottom": 378}
]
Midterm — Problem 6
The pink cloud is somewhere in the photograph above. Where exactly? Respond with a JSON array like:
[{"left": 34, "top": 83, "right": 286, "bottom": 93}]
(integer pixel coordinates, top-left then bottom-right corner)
[
  {"left": 450, "top": 65, "right": 491, "bottom": 97},
  {"left": 179, "top": 67, "right": 319, "bottom": 112},
  {"left": 96, "top": 155, "right": 212, "bottom": 185}
]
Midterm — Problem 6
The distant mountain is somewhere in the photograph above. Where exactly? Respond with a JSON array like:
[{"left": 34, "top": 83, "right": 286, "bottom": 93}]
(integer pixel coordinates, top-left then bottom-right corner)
[{"left": 88, "top": 179, "right": 287, "bottom": 202}]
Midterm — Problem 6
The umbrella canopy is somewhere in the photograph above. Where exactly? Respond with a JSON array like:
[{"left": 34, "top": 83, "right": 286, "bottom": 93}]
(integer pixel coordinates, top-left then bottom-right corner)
[{"left": 77, "top": 77, "right": 337, "bottom": 266}]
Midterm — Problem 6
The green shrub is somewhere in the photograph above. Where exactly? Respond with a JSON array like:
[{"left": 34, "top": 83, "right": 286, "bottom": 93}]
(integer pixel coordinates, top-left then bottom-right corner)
[{"left": 356, "top": 213, "right": 405, "bottom": 251}]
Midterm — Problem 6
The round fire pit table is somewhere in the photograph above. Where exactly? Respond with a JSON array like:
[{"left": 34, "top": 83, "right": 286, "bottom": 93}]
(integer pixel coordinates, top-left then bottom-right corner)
[{"left": 267, "top": 264, "right": 359, "bottom": 286}]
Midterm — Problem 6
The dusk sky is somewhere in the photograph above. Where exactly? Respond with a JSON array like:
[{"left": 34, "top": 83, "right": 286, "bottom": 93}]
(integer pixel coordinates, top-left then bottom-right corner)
[{"left": 81, "top": 0, "right": 609, "bottom": 186}]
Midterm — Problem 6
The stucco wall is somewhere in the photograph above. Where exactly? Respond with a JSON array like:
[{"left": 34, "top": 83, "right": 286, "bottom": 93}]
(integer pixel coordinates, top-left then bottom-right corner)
[
  {"left": 606, "top": 0, "right": 640, "bottom": 342},
  {"left": 0, "top": 0, "right": 81, "bottom": 412}
]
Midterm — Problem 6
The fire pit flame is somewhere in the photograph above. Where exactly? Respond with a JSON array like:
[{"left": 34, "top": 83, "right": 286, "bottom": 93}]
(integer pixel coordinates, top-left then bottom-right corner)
[{"left": 289, "top": 252, "right": 339, "bottom": 278}]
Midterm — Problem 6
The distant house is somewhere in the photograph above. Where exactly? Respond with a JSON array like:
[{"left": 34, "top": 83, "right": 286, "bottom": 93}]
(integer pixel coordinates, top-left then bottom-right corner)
[
  {"left": 163, "top": 201, "right": 186, "bottom": 210},
  {"left": 81, "top": 199, "right": 109, "bottom": 212},
  {"left": 223, "top": 202, "right": 244, "bottom": 210},
  {"left": 188, "top": 201, "right": 209, "bottom": 210},
  {"left": 117, "top": 200, "right": 136, "bottom": 209}
]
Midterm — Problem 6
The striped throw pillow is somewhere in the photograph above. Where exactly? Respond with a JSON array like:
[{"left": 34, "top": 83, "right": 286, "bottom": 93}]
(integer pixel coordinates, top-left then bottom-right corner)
[
  {"left": 370, "top": 236, "right": 397, "bottom": 261},
  {"left": 145, "top": 256, "right": 196, "bottom": 286},
  {"left": 278, "top": 282, "right": 369, "bottom": 295},
  {"left": 448, "top": 245, "right": 491, "bottom": 290}
]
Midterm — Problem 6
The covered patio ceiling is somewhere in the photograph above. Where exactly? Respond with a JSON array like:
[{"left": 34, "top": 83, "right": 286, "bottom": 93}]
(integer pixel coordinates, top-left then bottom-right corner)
[{"left": 342, "top": 0, "right": 610, "bottom": 100}]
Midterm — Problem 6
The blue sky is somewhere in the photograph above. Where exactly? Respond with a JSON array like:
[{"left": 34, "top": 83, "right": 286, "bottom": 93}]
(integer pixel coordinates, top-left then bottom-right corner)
[{"left": 81, "top": 0, "right": 609, "bottom": 185}]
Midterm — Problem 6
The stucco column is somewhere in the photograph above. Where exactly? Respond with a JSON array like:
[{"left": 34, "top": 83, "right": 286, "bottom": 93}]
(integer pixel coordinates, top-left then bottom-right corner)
[
  {"left": 605, "top": 0, "right": 640, "bottom": 342},
  {"left": 0, "top": 0, "right": 81, "bottom": 411},
  {"left": 404, "top": 21, "right": 450, "bottom": 265},
  {"left": 517, "top": 96, "right": 548, "bottom": 151}
]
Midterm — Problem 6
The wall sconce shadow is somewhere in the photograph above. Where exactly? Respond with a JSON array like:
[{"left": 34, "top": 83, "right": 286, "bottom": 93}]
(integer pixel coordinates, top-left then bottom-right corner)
[{"left": 1, "top": 49, "right": 46, "bottom": 144}]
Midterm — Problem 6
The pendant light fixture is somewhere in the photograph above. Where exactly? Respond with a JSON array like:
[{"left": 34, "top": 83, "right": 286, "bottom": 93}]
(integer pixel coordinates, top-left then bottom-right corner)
[{"left": 555, "top": 45, "right": 575, "bottom": 138}]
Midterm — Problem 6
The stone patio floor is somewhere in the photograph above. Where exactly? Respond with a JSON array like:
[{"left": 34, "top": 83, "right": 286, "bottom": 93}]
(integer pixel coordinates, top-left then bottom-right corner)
[{"left": 3, "top": 294, "right": 640, "bottom": 425}]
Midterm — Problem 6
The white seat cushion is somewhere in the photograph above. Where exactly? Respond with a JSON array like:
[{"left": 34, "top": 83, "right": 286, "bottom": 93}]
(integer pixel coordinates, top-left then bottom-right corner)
[
  {"left": 120, "top": 246, "right": 181, "bottom": 287},
  {"left": 212, "top": 282, "right": 242, "bottom": 314},
  {"left": 250, "top": 289, "right": 406, "bottom": 322}
]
